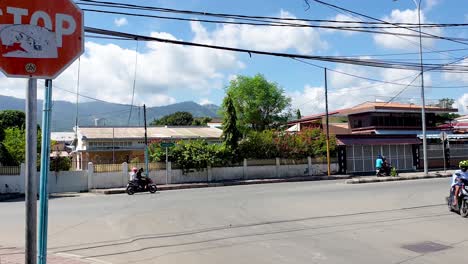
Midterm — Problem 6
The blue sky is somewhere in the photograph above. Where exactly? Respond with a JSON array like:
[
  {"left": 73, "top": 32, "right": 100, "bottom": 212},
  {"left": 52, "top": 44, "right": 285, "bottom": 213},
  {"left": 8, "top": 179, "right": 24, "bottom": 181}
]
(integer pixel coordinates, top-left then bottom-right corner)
[{"left": 1, "top": 0, "right": 467, "bottom": 115}]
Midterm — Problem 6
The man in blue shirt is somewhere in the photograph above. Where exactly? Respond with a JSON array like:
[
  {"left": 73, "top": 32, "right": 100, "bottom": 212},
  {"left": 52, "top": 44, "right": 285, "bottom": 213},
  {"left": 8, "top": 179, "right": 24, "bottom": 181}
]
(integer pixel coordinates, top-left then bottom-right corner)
[{"left": 375, "top": 154, "right": 384, "bottom": 176}]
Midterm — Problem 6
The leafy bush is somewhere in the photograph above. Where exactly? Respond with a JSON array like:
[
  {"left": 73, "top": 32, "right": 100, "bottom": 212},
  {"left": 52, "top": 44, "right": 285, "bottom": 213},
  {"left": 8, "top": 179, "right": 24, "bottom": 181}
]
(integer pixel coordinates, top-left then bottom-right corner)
[
  {"left": 50, "top": 156, "right": 72, "bottom": 172},
  {"left": 239, "top": 128, "right": 336, "bottom": 160},
  {"left": 171, "top": 140, "right": 233, "bottom": 173},
  {"left": 148, "top": 141, "right": 172, "bottom": 162},
  {"left": 149, "top": 128, "right": 336, "bottom": 174},
  {"left": 238, "top": 130, "right": 278, "bottom": 159}
]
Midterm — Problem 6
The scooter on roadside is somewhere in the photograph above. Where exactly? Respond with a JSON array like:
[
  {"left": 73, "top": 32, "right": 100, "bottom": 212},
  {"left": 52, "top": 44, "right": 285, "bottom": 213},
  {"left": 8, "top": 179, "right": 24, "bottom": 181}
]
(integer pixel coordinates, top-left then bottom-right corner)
[{"left": 126, "top": 176, "right": 157, "bottom": 195}]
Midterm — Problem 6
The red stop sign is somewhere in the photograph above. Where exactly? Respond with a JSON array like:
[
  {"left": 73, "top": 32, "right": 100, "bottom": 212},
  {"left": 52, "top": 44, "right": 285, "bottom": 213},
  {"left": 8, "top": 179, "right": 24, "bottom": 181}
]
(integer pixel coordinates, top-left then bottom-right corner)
[{"left": 0, "top": 0, "right": 83, "bottom": 79}]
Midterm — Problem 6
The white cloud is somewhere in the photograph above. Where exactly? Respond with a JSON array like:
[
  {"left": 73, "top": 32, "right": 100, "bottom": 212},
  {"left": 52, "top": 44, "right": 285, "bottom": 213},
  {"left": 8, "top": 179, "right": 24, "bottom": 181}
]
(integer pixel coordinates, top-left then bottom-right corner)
[
  {"left": 444, "top": 59, "right": 468, "bottom": 114},
  {"left": 0, "top": 29, "right": 242, "bottom": 106},
  {"left": 191, "top": 10, "right": 327, "bottom": 54},
  {"left": 199, "top": 98, "right": 213, "bottom": 105},
  {"left": 424, "top": 0, "right": 440, "bottom": 11},
  {"left": 290, "top": 66, "right": 424, "bottom": 116},
  {"left": 228, "top": 74, "right": 238, "bottom": 82},
  {"left": 114, "top": 17, "right": 128, "bottom": 27},
  {"left": 321, "top": 14, "right": 360, "bottom": 36},
  {"left": 455, "top": 93, "right": 468, "bottom": 114},
  {"left": 0, "top": 10, "right": 326, "bottom": 107},
  {"left": 444, "top": 58, "right": 468, "bottom": 83},
  {"left": 373, "top": 9, "right": 442, "bottom": 50}
]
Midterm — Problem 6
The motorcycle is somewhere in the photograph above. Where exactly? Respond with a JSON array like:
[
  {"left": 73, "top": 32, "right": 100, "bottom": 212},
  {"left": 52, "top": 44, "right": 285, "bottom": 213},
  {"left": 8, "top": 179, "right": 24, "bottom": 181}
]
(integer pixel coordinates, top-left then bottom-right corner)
[
  {"left": 126, "top": 176, "right": 157, "bottom": 195},
  {"left": 376, "top": 167, "right": 389, "bottom": 177},
  {"left": 447, "top": 177, "right": 468, "bottom": 217}
]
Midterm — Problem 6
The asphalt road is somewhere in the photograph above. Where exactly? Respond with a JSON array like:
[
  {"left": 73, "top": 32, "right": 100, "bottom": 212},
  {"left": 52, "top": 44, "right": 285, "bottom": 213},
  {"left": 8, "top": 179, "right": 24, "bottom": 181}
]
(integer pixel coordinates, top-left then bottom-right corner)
[{"left": 1, "top": 178, "right": 467, "bottom": 264}]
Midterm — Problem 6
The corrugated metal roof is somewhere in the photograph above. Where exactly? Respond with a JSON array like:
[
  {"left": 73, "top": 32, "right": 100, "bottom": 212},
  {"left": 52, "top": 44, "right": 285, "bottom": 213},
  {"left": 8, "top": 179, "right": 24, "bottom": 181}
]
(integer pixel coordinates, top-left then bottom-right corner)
[
  {"left": 78, "top": 126, "right": 222, "bottom": 140},
  {"left": 455, "top": 115, "right": 468, "bottom": 122},
  {"left": 51, "top": 132, "right": 75, "bottom": 142},
  {"left": 336, "top": 135, "right": 420, "bottom": 146},
  {"left": 341, "top": 102, "right": 457, "bottom": 115}
]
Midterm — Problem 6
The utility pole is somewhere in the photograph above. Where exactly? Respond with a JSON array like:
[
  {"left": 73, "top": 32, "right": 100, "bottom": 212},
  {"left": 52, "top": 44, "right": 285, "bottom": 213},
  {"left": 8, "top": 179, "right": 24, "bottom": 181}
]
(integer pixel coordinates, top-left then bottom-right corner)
[
  {"left": 392, "top": 0, "right": 427, "bottom": 174},
  {"left": 143, "top": 104, "right": 149, "bottom": 175},
  {"left": 324, "top": 68, "right": 331, "bottom": 176},
  {"left": 112, "top": 127, "right": 115, "bottom": 163},
  {"left": 38, "top": 79, "right": 53, "bottom": 264},
  {"left": 26, "top": 78, "right": 38, "bottom": 264},
  {"left": 416, "top": 0, "right": 428, "bottom": 175}
]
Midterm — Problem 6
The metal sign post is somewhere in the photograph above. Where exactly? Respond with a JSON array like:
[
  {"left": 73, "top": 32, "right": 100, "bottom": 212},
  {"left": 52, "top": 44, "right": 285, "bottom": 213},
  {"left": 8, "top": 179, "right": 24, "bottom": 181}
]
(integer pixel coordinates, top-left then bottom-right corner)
[
  {"left": 324, "top": 68, "right": 331, "bottom": 176},
  {"left": 160, "top": 142, "right": 175, "bottom": 184},
  {"left": 440, "top": 132, "right": 447, "bottom": 173},
  {"left": 0, "top": 1, "right": 83, "bottom": 263},
  {"left": 25, "top": 78, "right": 38, "bottom": 264},
  {"left": 165, "top": 147, "right": 168, "bottom": 184},
  {"left": 38, "top": 79, "right": 53, "bottom": 264},
  {"left": 143, "top": 104, "right": 149, "bottom": 175}
]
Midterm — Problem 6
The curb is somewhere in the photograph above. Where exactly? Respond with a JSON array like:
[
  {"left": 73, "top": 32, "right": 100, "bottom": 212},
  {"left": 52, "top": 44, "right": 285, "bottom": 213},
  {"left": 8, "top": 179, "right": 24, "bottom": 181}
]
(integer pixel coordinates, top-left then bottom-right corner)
[
  {"left": 90, "top": 175, "right": 351, "bottom": 195},
  {"left": 0, "top": 193, "right": 23, "bottom": 202},
  {"left": 345, "top": 173, "right": 452, "bottom": 184}
]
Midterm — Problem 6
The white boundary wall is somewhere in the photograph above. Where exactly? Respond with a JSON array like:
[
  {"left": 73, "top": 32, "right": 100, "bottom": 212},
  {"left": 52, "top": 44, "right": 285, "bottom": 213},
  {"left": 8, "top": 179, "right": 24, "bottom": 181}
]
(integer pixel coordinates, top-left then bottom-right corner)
[{"left": 1, "top": 159, "right": 337, "bottom": 194}]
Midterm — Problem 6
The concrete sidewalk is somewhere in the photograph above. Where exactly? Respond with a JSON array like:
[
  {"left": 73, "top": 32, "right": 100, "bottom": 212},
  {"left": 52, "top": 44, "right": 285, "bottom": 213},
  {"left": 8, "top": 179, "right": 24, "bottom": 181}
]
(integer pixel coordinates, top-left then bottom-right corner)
[
  {"left": 345, "top": 169, "right": 455, "bottom": 184},
  {"left": 0, "top": 246, "right": 103, "bottom": 264},
  {"left": 90, "top": 175, "right": 351, "bottom": 195}
]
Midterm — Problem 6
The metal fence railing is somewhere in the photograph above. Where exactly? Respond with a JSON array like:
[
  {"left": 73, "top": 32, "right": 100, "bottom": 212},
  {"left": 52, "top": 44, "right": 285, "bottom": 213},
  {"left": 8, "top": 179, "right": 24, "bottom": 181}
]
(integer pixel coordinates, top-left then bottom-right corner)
[
  {"left": 93, "top": 162, "right": 166, "bottom": 173},
  {"left": 94, "top": 164, "right": 122, "bottom": 173},
  {"left": 128, "top": 162, "right": 166, "bottom": 171},
  {"left": 0, "top": 166, "right": 21, "bottom": 175}
]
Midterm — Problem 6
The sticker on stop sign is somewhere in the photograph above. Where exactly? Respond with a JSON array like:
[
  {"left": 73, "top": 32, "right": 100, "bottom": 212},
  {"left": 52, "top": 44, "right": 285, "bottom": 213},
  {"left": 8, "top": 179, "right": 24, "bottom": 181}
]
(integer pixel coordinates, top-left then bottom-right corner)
[{"left": 0, "top": 0, "right": 84, "bottom": 79}]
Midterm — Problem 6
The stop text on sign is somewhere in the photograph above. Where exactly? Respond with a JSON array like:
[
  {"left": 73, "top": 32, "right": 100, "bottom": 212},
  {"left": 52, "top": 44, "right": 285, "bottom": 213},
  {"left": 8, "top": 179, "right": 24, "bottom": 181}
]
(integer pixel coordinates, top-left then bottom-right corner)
[
  {"left": 0, "top": 6, "right": 76, "bottom": 47},
  {"left": 0, "top": 0, "right": 83, "bottom": 79}
]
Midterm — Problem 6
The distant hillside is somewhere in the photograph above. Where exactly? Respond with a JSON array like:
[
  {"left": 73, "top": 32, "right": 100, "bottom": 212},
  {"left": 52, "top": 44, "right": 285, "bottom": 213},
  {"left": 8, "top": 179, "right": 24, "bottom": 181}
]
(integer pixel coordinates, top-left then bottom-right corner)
[{"left": 0, "top": 95, "right": 220, "bottom": 131}]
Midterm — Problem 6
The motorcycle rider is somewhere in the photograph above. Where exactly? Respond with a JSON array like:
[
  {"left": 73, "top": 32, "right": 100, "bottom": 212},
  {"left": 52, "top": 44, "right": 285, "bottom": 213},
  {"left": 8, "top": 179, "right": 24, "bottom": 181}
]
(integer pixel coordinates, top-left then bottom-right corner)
[
  {"left": 136, "top": 167, "right": 145, "bottom": 188},
  {"left": 375, "top": 154, "right": 384, "bottom": 176},
  {"left": 129, "top": 167, "right": 138, "bottom": 181},
  {"left": 451, "top": 160, "right": 468, "bottom": 206}
]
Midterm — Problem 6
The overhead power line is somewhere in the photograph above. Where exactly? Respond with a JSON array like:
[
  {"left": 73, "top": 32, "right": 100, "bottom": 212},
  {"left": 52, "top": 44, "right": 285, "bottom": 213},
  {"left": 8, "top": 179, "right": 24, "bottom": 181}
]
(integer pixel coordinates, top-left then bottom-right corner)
[
  {"left": 76, "top": 0, "right": 468, "bottom": 27},
  {"left": 386, "top": 73, "right": 421, "bottom": 104},
  {"left": 310, "top": 0, "right": 468, "bottom": 47},
  {"left": 79, "top": 7, "right": 468, "bottom": 42},
  {"left": 83, "top": 34, "right": 468, "bottom": 58},
  {"left": 84, "top": 26, "right": 468, "bottom": 73},
  {"left": 291, "top": 58, "right": 468, "bottom": 89}
]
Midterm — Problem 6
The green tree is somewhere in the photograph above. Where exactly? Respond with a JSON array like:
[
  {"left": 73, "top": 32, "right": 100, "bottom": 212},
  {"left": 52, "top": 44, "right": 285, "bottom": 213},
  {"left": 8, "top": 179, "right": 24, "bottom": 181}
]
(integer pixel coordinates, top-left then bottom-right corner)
[
  {"left": 0, "top": 124, "right": 5, "bottom": 142},
  {"left": 192, "top": 117, "right": 212, "bottom": 126},
  {"left": 223, "top": 74, "right": 291, "bottom": 132},
  {"left": 433, "top": 98, "right": 460, "bottom": 125},
  {"left": 148, "top": 142, "right": 170, "bottom": 162},
  {"left": 437, "top": 98, "right": 455, "bottom": 109},
  {"left": 0, "top": 110, "right": 26, "bottom": 129},
  {"left": 0, "top": 143, "right": 15, "bottom": 166},
  {"left": 238, "top": 130, "right": 279, "bottom": 159},
  {"left": 2, "top": 127, "right": 41, "bottom": 165},
  {"left": 50, "top": 156, "right": 72, "bottom": 171},
  {"left": 222, "top": 93, "right": 241, "bottom": 151},
  {"left": 171, "top": 140, "right": 232, "bottom": 173},
  {"left": 296, "top": 109, "right": 302, "bottom": 120},
  {"left": 150, "top": 111, "right": 194, "bottom": 126}
]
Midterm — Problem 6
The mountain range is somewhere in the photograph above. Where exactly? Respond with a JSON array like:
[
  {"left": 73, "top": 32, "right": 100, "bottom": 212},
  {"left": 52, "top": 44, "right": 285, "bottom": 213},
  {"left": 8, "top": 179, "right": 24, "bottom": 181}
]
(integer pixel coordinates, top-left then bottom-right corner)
[{"left": 0, "top": 95, "right": 220, "bottom": 131}]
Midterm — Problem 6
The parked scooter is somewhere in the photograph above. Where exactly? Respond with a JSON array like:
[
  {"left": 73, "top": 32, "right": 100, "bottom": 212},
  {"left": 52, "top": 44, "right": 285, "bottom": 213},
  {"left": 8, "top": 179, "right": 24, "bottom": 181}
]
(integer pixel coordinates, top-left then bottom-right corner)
[
  {"left": 447, "top": 177, "right": 468, "bottom": 217},
  {"left": 126, "top": 176, "right": 157, "bottom": 195}
]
